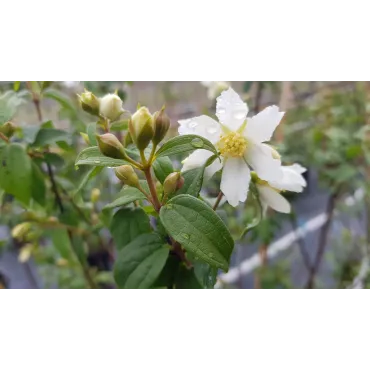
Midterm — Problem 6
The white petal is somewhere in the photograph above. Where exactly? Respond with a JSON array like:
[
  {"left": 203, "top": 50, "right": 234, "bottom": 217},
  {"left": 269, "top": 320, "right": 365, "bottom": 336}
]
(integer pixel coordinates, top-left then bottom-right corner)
[
  {"left": 257, "top": 185, "right": 291, "bottom": 214},
  {"left": 216, "top": 87, "right": 248, "bottom": 131},
  {"left": 269, "top": 164, "right": 307, "bottom": 192},
  {"left": 220, "top": 157, "right": 251, "bottom": 207},
  {"left": 246, "top": 143, "right": 283, "bottom": 182},
  {"left": 178, "top": 115, "right": 221, "bottom": 144},
  {"left": 289, "top": 163, "right": 307, "bottom": 175},
  {"left": 181, "top": 149, "right": 222, "bottom": 180},
  {"left": 244, "top": 105, "right": 284, "bottom": 143}
]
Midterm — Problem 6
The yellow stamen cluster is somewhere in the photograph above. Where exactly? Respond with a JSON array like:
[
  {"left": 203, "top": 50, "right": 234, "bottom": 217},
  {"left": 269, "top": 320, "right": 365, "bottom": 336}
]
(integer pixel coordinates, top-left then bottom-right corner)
[{"left": 217, "top": 132, "right": 247, "bottom": 158}]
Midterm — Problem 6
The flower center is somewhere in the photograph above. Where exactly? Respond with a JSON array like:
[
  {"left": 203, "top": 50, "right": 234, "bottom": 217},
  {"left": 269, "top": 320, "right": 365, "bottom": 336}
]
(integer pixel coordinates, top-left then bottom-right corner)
[{"left": 217, "top": 132, "right": 247, "bottom": 158}]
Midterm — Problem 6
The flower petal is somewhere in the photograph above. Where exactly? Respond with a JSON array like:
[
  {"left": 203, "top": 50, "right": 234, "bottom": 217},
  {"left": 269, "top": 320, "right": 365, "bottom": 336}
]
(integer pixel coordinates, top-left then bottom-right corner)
[
  {"left": 220, "top": 157, "right": 251, "bottom": 207},
  {"left": 257, "top": 185, "right": 291, "bottom": 214},
  {"left": 269, "top": 164, "right": 307, "bottom": 192},
  {"left": 181, "top": 149, "right": 222, "bottom": 180},
  {"left": 178, "top": 115, "right": 221, "bottom": 144},
  {"left": 244, "top": 105, "right": 284, "bottom": 143},
  {"left": 246, "top": 143, "right": 282, "bottom": 182},
  {"left": 216, "top": 87, "right": 248, "bottom": 131}
]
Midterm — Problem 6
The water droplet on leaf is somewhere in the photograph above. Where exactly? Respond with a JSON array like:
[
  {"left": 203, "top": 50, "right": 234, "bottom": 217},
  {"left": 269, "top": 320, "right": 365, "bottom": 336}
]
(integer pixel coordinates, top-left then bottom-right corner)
[
  {"left": 208, "top": 253, "right": 214, "bottom": 258},
  {"left": 180, "top": 232, "right": 190, "bottom": 240},
  {"left": 94, "top": 160, "right": 101, "bottom": 164},
  {"left": 191, "top": 138, "right": 204, "bottom": 148}
]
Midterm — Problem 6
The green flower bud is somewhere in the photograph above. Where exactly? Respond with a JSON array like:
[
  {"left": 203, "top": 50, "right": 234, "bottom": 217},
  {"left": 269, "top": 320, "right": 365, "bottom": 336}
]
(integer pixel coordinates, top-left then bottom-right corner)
[
  {"left": 78, "top": 89, "right": 100, "bottom": 116},
  {"left": 11, "top": 222, "right": 32, "bottom": 241},
  {"left": 91, "top": 188, "right": 101, "bottom": 203},
  {"left": 153, "top": 107, "right": 170, "bottom": 145},
  {"left": 114, "top": 165, "right": 139, "bottom": 188},
  {"left": 96, "top": 133, "right": 126, "bottom": 159},
  {"left": 99, "top": 93, "right": 124, "bottom": 121},
  {"left": 0, "top": 121, "right": 16, "bottom": 138},
  {"left": 163, "top": 172, "right": 184, "bottom": 196},
  {"left": 129, "top": 107, "right": 154, "bottom": 150}
]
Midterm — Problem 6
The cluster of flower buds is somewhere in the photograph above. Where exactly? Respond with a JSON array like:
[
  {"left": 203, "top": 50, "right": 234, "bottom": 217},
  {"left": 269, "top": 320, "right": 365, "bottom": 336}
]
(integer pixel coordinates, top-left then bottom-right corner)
[
  {"left": 78, "top": 89, "right": 125, "bottom": 122},
  {"left": 128, "top": 105, "right": 171, "bottom": 150}
]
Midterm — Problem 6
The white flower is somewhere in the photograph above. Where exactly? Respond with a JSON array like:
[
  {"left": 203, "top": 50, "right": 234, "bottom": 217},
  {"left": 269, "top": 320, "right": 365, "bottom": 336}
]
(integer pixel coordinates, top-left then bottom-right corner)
[
  {"left": 178, "top": 87, "right": 285, "bottom": 207},
  {"left": 201, "top": 81, "right": 230, "bottom": 101},
  {"left": 255, "top": 164, "right": 307, "bottom": 214}
]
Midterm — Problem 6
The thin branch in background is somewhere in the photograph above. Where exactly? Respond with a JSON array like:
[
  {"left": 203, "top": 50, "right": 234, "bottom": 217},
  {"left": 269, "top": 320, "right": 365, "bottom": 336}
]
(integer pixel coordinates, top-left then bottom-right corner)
[
  {"left": 289, "top": 212, "right": 312, "bottom": 275},
  {"left": 305, "top": 192, "right": 339, "bottom": 289},
  {"left": 213, "top": 191, "right": 223, "bottom": 211}
]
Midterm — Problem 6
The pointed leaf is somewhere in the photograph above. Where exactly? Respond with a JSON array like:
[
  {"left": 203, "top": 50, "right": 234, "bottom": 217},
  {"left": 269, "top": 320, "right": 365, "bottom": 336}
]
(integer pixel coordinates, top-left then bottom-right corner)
[
  {"left": 160, "top": 194, "right": 234, "bottom": 272},
  {"left": 114, "top": 233, "right": 169, "bottom": 289},
  {"left": 110, "top": 208, "right": 151, "bottom": 250}
]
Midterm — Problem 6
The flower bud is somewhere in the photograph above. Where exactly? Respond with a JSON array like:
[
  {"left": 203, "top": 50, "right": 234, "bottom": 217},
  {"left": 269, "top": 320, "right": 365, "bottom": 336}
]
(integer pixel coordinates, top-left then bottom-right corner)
[
  {"left": 153, "top": 107, "right": 170, "bottom": 145},
  {"left": 18, "top": 244, "right": 34, "bottom": 263},
  {"left": 96, "top": 133, "right": 126, "bottom": 159},
  {"left": 91, "top": 188, "right": 101, "bottom": 203},
  {"left": 11, "top": 222, "right": 32, "bottom": 241},
  {"left": 163, "top": 172, "right": 184, "bottom": 196},
  {"left": 0, "top": 122, "right": 16, "bottom": 138},
  {"left": 78, "top": 89, "right": 100, "bottom": 116},
  {"left": 114, "top": 165, "right": 139, "bottom": 188},
  {"left": 129, "top": 107, "right": 154, "bottom": 150},
  {"left": 99, "top": 93, "right": 124, "bottom": 121}
]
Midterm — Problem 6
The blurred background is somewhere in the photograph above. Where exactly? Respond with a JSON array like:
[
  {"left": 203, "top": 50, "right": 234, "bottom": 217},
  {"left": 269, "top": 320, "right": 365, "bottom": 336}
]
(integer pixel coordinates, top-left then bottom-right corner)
[{"left": 1, "top": 81, "right": 369, "bottom": 289}]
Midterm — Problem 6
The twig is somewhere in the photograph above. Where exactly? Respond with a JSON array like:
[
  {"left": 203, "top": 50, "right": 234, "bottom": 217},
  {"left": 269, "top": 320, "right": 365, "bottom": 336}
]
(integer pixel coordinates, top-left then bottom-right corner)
[
  {"left": 305, "top": 192, "right": 338, "bottom": 288},
  {"left": 213, "top": 191, "right": 223, "bottom": 210},
  {"left": 0, "top": 132, "right": 9, "bottom": 143}
]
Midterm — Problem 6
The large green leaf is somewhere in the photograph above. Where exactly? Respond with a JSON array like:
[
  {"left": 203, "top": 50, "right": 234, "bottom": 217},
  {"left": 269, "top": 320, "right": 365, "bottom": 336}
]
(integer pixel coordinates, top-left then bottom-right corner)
[
  {"left": 0, "top": 143, "right": 32, "bottom": 204},
  {"left": 75, "top": 146, "right": 128, "bottom": 167},
  {"left": 103, "top": 186, "right": 146, "bottom": 210},
  {"left": 32, "top": 128, "right": 71, "bottom": 147},
  {"left": 155, "top": 134, "right": 218, "bottom": 159},
  {"left": 110, "top": 208, "right": 151, "bottom": 250},
  {"left": 31, "top": 162, "right": 46, "bottom": 206},
  {"left": 160, "top": 194, "right": 234, "bottom": 272},
  {"left": 114, "top": 233, "right": 169, "bottom": 289},
  {"left": 152, "top": 156, "right": 174, "bottom": 183}
]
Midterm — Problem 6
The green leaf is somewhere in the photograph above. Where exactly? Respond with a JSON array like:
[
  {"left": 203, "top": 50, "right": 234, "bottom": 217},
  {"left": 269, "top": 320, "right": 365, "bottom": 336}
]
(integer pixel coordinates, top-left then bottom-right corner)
[
  {"left": 192, "top": 260, "right": 218, "bottom": 289},
  {"left": 153, "top": 254, "right": 180, "bottom": 288},
  {"left": 50, "top": 229, "right": 72, "bottom": 260},
  {"left": 175, "top": 156, "right": 218, "bottom": 198},
  {"left": 87, "top": 122, "right": 97, "bottom": 146},
  {"left": 114, "top": 233, "right": 169, "bottom": 289},
  {"left": 103, "top": 186, "right": 146, "bottom": 210},
  {"left": 0, "top": 91, "right": 25, "bottom": 124},
  {"left": 152, "top": 156, "right": 174, "bottom": 183},
  {"left": 155, "top": 134, "right": 218, "bottom": 159},
  {"left": 43, "top": 152, "right": 65, "bottom": 168},
  {"left": 44, "top": 89, "right": 76, "bottom": 114},
  {"left": 243, "top": 81, "right": 253, "bottom": 93},
  {"left": 175, "top": 265, "right": 203, "bottom": 289},
  {"left": 110, "top": 208, "right": 151, "bottom": 250},
  {"left": 160, "top": 194, "right": 234, "bottom": 272},
  {"left": 75, "top": 146, "right": 129, "bottom": 167},
  {"left": 0, "top": 143, "right": 32, "bottom": 204},
  {"left": 239, "top": 182, "right": 263, "bottom": 239},
  {"left": 73, "top": 166, "right": 103, "bottom": 198},
  {"left": 32, "top": 128, "right": 71, "bottom": 147},
  {"left": 31, "top": 162, "right": 46, "bottom": 206}
]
